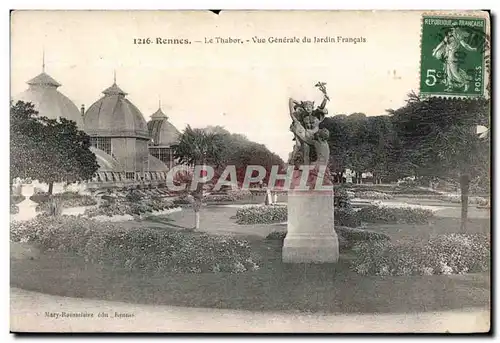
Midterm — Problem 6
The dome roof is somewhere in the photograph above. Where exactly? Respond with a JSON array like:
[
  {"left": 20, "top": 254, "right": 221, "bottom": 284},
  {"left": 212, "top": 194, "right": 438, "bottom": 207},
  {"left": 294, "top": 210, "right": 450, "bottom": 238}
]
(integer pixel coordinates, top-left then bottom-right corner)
[
  {"left": 84, "top": 82, "right": 150, "bottom": 139},
  {"left": 90, "top": 146, "right": 123, "bottom": 171},
  {"left": 14, "top": 72, "right": 84, "bottom": 128},
  {"left": 147, "top": 107, "right": 180, "bottom": 146}
]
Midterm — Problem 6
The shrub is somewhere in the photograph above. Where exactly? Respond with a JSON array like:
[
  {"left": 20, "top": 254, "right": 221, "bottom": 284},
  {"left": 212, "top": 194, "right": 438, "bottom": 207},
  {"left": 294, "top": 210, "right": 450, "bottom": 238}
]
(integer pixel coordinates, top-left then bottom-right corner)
[
  {"left": 439, "top": 194, "right": 489, "bottom": 205},
  {"left": 10, "top": 216, "right": 259, "bottom": 274},
  {"left": 10, "top": 203, "right": 19, "bottom": 214},
  {"left": 356, "top": 205, "right": 434, "bottom": 224},
  {"left": 335, "top": 226, "right": 390, "bottom": 249},
  {"left": 265, "top": 226, "right": 390, "bottom": 250},
  {"left": 125, "top": 190, "right": 143, "bottom": 203},
  {"left": 227, "top": 189, "right": 253, "bottom": 199},
  {"left": 34, "top": 192, "right": 98, "bottom": 211},
  {"left": 352, "top": 233, "right": 490, "bottom": 276},
  {"left": 237, "top": 204, "right": 434, "bottom": 226},
  {"left": 30, "top": 192, "right": 51, "bottom": 204},
  {"left": 84, "top": 198, "right": 176, "bottom": 218},
  {"left": 333, "top": 188, "right": 352, "bottom": 209},
  {"left": 393, "top": 188, "right": 441, "bottom": 196},
  {"left": 205, "top": 189, "right": 254, "bottom": 203},
  {"left": 11, "top": 194, "right": 25, "bottom": 204},
  {"left": 355, "top": 191, "right": 394, "bottom": 200},
  {"left": 204, "top": 194, "right": 238, "bottom": 202},
  {"left": 45, "top": 199, "right": 63, "bottom": 216},
  {"left": 236, "top": 205, "right": 287, "bottom": 224},
  {"left": 266, "top": 230, "right": 287, "bottom": 241},
  {"left": 173, "top": 197, "right": 192, "bottom": 206},
  {"left": 334, "top": 208, "right": 361, "bottom": 227}
]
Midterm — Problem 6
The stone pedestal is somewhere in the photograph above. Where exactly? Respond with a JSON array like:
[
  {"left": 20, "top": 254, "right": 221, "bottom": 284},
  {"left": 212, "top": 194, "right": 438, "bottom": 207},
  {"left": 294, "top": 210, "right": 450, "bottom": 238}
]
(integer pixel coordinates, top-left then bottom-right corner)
[
  {"left": 282, "top": 188, "right": 339, "bottom": 263},
  {"left": 12, "top": 183, "right": 37, "bottom": 222}
]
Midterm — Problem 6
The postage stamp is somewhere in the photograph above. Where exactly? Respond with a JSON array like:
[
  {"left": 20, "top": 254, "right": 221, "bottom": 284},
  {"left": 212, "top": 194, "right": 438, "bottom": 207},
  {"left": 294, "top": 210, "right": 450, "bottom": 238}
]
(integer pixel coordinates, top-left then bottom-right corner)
[{"left": 420, "top": 14, "right": 490, "bottom": 97}]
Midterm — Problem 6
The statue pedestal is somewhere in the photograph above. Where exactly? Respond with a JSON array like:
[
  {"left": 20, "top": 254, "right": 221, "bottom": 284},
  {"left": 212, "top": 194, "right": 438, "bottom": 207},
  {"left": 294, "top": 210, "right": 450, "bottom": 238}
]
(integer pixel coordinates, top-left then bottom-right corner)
[
  {"left": 282, "top": 188, "right": 339, "bottom": 263},
  {"left": 12, "top": 183, "right": 37, "bottom": 222}
]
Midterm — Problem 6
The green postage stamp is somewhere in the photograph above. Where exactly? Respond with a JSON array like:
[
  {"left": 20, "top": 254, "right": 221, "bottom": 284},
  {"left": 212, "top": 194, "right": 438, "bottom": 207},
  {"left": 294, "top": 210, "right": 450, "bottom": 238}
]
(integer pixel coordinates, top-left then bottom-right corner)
[{"left": 420, "top": 13, "right": 490, "bottom": 97}]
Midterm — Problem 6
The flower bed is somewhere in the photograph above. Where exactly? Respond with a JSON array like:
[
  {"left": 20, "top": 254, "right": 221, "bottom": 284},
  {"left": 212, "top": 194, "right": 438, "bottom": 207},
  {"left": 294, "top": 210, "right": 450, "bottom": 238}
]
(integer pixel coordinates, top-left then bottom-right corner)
[
  {"left": 439, "top": 194, "right": 489, "bottom": 205},
  {"left": 205, "top": 189, "right": 253, "bottom": 203},
  {"left": 356, "top": 205, "right": 434, "bottom": 224},
  {"left": 236, "top": 204, "right": 433, "bottom": 226},
  {"left": 352, "top": 233, "right": 490, "bottom": 276},
  {"left": 335, "top": 208, "right": 362, "bottom": 227},
  {"left": 266, "top": 226, "right": 390, "bottom": 250},
  {"left": 84, "top": 198, "right": 176, "bottom": 218},
  {"left": 235, "top": 205, "right": 287, "bottom": 224},
  {"left": 10, "top": 215, "right": 259, "bottom": 274},
  {"left": 34, "top": 192, "right": 98, "bottom": 213},
  {"left": 335, "top": 226, "right": 391, "bottom": 249},
  {"left": 355, "top": 191, "right": 394, "bottom": 200},
  {"left": 393, "top": 188, "right": 442, "bottom": 196}
]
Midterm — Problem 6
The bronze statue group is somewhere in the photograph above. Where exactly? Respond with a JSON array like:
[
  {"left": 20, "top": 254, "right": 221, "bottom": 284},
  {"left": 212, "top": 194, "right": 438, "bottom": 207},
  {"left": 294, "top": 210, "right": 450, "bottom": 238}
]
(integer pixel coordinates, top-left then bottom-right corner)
[{"left": 288, "top": 82, "right": 333, "bottom": 188}]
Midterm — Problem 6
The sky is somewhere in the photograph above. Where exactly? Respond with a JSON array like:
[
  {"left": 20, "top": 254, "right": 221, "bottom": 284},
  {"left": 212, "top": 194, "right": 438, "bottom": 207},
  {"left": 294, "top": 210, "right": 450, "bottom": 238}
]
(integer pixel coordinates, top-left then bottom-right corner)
[{"left": 11, "top": 10, "right": 429, "bottom": 160}]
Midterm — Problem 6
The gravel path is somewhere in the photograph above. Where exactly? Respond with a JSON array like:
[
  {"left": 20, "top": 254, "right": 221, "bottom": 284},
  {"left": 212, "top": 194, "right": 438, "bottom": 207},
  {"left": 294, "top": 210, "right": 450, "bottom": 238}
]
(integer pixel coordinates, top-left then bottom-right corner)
[{"left": 10, "top": 287, "right": 490, "bottom": 333}]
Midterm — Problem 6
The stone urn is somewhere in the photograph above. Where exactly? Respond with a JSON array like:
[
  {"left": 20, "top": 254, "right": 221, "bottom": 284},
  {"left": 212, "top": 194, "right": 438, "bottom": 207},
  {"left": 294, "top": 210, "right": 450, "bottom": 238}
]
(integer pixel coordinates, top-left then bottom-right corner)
[{"left": 13, "top": 183, "right": 38, "bottom": 222}]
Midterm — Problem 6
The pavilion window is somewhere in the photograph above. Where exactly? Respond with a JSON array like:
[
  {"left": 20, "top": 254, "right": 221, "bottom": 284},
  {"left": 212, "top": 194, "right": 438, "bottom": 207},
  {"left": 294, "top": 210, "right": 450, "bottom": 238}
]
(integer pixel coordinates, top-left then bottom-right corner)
[
  {"left": 150, "top": 147, "right": 172, "bottom": 166},
  {"left": 90, "top": 137, "right": 112, "bottom": 156}
]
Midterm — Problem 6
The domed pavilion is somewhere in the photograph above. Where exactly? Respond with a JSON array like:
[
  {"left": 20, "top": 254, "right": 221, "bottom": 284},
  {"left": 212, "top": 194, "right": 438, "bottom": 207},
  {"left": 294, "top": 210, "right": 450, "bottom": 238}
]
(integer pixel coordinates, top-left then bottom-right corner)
[
  {"left": 147, "top": 102, "right": 181, "bottom": 169},
  {"left": 84, "top": 78, "right": 169, "bottom": 180},
  {"left": 14, "top": 70, "right": 84, "bottom": 129}
]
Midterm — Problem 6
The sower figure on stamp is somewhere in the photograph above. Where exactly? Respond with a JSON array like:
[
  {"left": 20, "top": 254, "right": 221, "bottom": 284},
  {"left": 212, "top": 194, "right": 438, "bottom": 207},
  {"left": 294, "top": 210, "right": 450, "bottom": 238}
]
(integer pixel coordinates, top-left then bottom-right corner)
[
  {"left": 432, "top": 26, "right": 477, "bottom": 92},
  {"left": 288, "top": 82, "right": 330, "bottom": 166}
]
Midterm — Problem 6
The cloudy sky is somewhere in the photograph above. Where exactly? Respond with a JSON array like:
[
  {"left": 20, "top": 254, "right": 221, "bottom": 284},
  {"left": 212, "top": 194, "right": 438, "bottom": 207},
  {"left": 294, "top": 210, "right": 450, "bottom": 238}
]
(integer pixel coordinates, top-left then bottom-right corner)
[{"left": 11, "top": 10, "right": 433, "bottom": 160}]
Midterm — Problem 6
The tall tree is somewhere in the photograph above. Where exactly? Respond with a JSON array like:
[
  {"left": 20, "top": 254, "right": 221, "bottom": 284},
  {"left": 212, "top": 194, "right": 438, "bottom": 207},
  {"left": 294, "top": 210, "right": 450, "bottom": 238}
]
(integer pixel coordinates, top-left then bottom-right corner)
[
  {"left": 365, "top": 116, "right": 396, "bottom": 184},
  {"left": 172, "top": 125, "right": 224, "bottom": 230},
  {"left": 10, "top": 101, "right": 99, "bottom": 193},
  {"left": 205, "top": 126, "right": 285, "bottom": 186},
  {"left": 345, "top": 113, "right": 372, "bottom": 183},
  {"left": 390, "top": 93, "right": 490, "bottom": 231},
  {"left": 320, "top": 115, "right": 350, "bottom": 183}
]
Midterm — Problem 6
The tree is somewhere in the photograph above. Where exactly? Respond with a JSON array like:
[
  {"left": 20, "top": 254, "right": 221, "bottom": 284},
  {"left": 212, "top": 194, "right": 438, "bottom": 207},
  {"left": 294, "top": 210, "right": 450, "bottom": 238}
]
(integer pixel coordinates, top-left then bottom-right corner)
[
  {"left": 364, "top": 116, "right": 396, "bottom": 184},
  {"left": 205, "top": 126, "right": 285, "bottom": 186},
  {"left": 171, "top": 125, "right": 224, "bottom": 230},
  {"left": 10, "top": 101, "right": 99, "bottom": 193},
  {"left": 320, "top": 115, "right": 350, "bottom": 183},
  {"left": 390, "top": 93, "right": 490, "bottom": 231}
]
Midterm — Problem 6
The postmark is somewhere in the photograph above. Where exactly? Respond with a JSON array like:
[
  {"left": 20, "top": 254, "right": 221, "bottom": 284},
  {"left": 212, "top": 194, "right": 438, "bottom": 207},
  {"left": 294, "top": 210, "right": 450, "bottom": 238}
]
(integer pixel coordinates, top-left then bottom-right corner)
[{"left": 420, "top": 14, "right": 490, "bottom": 97}]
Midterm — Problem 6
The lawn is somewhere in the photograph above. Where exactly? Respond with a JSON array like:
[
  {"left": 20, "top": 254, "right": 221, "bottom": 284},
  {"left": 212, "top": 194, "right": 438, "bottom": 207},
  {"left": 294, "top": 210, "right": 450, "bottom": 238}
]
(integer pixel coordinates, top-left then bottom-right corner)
[
  {"left": 10, "top": 197, "right": 491, "bottom": 314},
  {"left": 11, "top": 233, "right": 490, "bottom": 314}
]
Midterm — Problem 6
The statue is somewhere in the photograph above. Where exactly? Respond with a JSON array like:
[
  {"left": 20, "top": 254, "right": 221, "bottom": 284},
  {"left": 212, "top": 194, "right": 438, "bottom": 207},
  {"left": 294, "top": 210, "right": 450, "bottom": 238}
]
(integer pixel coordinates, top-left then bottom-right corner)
[
  {"left": 283, "top": 83, "right": 339, "bottom": 263},
  {"left": 288, "top": 82, "right": 330, "bottom": 166}
]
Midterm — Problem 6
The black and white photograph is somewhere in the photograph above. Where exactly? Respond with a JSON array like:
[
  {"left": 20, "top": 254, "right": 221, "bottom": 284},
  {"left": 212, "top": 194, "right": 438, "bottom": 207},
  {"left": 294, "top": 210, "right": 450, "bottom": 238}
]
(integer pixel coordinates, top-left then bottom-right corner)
[{"left": 8, "top": 10, "right": 491, "bottom": 333}]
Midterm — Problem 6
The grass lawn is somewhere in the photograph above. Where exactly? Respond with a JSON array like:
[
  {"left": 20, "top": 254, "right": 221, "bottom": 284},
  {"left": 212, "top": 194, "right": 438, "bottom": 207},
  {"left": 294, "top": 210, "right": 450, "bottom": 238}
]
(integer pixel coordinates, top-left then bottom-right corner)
[
  {"left": 10, "top": 196, "right": 491, "bottom": 314},
  {"left": 11, "top": 235, "right": 490, "bottom": 314}
]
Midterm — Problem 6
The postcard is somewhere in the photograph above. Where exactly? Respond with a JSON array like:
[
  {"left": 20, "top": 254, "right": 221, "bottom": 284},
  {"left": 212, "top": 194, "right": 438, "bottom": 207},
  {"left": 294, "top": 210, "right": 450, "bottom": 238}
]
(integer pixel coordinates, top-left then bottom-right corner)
[{"left": 10, "top": 10, "right": 491, "bottom": 333}]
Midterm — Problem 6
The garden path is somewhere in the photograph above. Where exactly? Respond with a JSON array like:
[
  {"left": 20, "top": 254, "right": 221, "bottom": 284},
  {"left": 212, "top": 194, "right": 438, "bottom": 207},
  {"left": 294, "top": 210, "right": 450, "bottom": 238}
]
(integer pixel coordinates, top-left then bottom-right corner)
[
  {"left": 117, "top": 199, "right": 490, "bottom": 242},
  {"left": 10, "top": 287, "right": 489, "bottom": 333},
  {"left": 121, "top": 206, "right": 284, "bottom": 238},
  {"left": 378, "top": 199, "right": 490, "bottom": 219}
]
